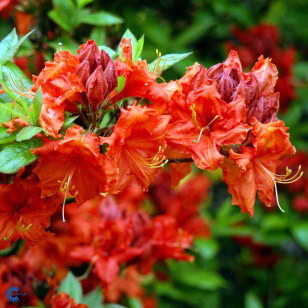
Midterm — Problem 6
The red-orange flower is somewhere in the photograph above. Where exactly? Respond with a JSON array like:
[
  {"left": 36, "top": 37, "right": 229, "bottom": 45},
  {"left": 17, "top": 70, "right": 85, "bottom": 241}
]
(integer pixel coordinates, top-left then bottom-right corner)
[
  {"left": 102, "top": 105, "right": 170, "bottom": 192},
  {"left": 32, "top": 125, "right": 117, "bottom": 209},
  {"left": 222, "top": 117, "right": 297, "bottom": 217},
  {"left": 51, "top": 292, "right": 88, "bottom": 308},
  {"left": 0, "top": 178, "right": 58, "bottom": 246},
  {"left": 32, "top": 51, "right": 85, "bottom": 138},
  {"left": 111, "top": 38, "right": 177, "bottom": 114}
]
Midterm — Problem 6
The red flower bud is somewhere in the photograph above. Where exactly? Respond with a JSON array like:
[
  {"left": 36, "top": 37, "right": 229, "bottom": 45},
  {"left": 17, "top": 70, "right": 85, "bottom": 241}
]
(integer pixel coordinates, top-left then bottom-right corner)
[
  {"left": 104, "top": 60, "right": 118, "bottom": 95},
  {"left": 76, "top": 60, "right": 90, "bottom": 85},
  {"left": 100, "top": 49, "right": 112, "bottom": 70},
  {"left": 77, "top": 40, "right": 100, "bottom": 73},
  {"left": 207, "top": 63, "right": 223, "bottom": 79},
  {"left": 86, "top": 65, "right": 108, "bottom": 111},
  {"left": 218, "top": 73, "right": 235, "bottom": 103}
]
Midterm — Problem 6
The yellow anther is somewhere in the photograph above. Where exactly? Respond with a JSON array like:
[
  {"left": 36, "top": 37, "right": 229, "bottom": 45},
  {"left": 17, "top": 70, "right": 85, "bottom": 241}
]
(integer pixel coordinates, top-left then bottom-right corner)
[{"left": 193, "top": 115, "right": 219, "bottom": 143}]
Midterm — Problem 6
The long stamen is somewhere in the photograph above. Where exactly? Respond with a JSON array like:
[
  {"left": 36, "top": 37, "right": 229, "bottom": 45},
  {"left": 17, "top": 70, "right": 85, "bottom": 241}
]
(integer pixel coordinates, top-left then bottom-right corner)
[
  {"left": 137, "top": 146, "right": 168, "bottom": 169},
  {"left": 261, "top": 165, "right": 303, "bottom": 213},
  {"left": 77, "top": 255, "right": 99, "bottom": 281},
  {"left": 193, "top": 115, "right": 219, "bottom": 143},
  {"left": 58, "top": 168, "right": 76, "bottom": 222}
]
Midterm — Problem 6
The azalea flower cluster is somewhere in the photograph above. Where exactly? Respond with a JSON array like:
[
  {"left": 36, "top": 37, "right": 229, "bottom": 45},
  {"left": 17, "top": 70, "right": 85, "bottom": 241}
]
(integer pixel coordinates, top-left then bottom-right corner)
[
  {"left": 0, "top": 33, "right": 302, "bottom": 306},
  {"left": 0, "top": 173, "right": 210, "bottom": 307},
  {"left": 227, "top": 23, "right": 296, "bottom": 111}
]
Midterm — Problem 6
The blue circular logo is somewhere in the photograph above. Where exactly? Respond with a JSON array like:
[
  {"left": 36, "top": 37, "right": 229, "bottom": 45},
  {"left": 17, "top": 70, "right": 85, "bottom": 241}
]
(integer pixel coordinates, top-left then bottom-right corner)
[{"left": 6, "top": 286, "right": 21, "bottom": 303}]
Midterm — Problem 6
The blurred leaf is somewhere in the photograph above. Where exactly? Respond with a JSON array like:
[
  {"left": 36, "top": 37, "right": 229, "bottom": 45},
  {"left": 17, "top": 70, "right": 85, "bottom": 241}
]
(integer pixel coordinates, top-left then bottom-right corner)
[
  {"left": 58, "top": 272, "right": 83, "bottom": 303},
  {"left": 149, "top": 52, "right": 192, "bottom": 73},
  {"left": 80, "top": 11, "right": 123, "bottom": 26},
  {"left": 99, "top": 46, "right": 117, "bottom": 60},
  {"left": 245, "top": 292, "right": 263, "bottom": 308},
  {"left": 0, "top": 28, "right": 18, "bottom": 63},
  {"left": 63, "top": 115, "right": 79, "bottom": 129},
  {"left": 127, "top": 298, "right": 143, "bottom": 308},
  {"left": 194, "top": 238, "right": 219, "bottom": 259},
  {"left": 168, "top": 261, "right": 225, "bottom": 290},
  {"left": 0, "top": 127, "right": 17, "bottom": 144},
  {"left": 292, "top": 223, "right": 308, "bottom": 251},
  {"left": 82, "top": 288, "right": 103, "bottom": 307},
  {"left": 90, "top": 27, "right": 106, "bottom": 45},
  {"left": 261, "top": 214, "right": 289, "bottom": 231},
  {"left": 31, "top": 87, "right": 42, "bottom": 125},
  {"left": 16, "top": 126, "right": 43, "bottom": 142},
  {"left": 134, "top": 35, "right": 144, "bottom": 62},
  {"left": 0, "top": 138, "right": 42, "bottom": 174},
  {"left": 48, "top": 35, "right": 79, "bottom": 53},
  {"left": 116, "top": 76, "right": 125, "bottom": 92},
  {"left": 77, "top": 0, "right": 94, "bottom": 8},
  {"left": 0, "top": 30, "right": 34, "bottom": 65}
]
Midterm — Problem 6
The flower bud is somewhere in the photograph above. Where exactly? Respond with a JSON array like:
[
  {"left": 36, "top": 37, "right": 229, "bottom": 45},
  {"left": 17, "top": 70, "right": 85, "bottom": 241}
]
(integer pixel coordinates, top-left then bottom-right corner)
[
  {"left": 86, "top": 66, "right": 108, "bottom": 111},
  {"left": 100, "top": 49, "right": 112, "bottom": 70},
  {"left": 76, "top": 60, "right": 90, "bottom": 85},
  {"left": 77, "top": 40, "right": 100, "bottom": 73},
  {"left": 104, "top": 60, "right": 118, "bottom": 95}
]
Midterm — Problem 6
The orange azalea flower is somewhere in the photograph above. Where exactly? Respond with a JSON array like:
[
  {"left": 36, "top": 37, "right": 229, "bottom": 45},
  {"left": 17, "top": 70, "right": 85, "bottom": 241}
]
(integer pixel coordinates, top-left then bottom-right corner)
[
  {"left": 111, "top": 38, "right": 177, "bottom": 114},
  {"left": 222, "top": 117, "right": 301, "bottom": 217},
  {"left": 102, "top": 105, "right": 170, "bottom": 192},
  {"left": 0, "top": 178, "right": 57, "bottom": 246},
  {"left": 51, "top": 292, "right": 88, "bottom": 308},
  {"left": 32, "top": 125, "right": 117, "bottom": 220},
  {"left": 32, "top": 51, "right": 85, "bottom": 138}
]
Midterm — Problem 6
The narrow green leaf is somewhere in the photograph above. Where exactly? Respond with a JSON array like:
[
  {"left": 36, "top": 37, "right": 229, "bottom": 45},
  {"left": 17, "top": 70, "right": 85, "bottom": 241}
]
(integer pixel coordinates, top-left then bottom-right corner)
[
  {"left": 16, "top": 126, "right": 43, "bottom": 142},
  {"left": 134, "top": 35, "right": 144, "bottom": 62},
  {"left": 116, "top": 76, "right": 125, "bottom": 92},
  {"left": 90, "top": 27, "right": 106, "bottom": 46},
  {"left": 58, "top": 272, "right": 83, "bottom": 303},
  {"left": 0, "top": 138, "right": 42, "bottom": 173},
  {"left": 149, "top": 52, "right": 193, "bottom": 73},
  {"left": 127, "top": 298, "right": 143, "bottom": 308},
  {"left": 48, "top": 10, "right": 73, "bottom": 32},
  {"left": 0, "top": 29, "right": 18, "bottom": 63},
  {"left": 63, "top": 115, "right": 79, "bottom": 129},
  {"left": 0, "top": 127, "right": 17, "bottom": 144},
  {"left": 0, "top": 30, "right": 35, "bottom": 65},
  {"left": 80, "top": 11, "right": 123, "bottom": 26},
  {"left": 31, "top": 87, "right": 43, "bottom": 125}
]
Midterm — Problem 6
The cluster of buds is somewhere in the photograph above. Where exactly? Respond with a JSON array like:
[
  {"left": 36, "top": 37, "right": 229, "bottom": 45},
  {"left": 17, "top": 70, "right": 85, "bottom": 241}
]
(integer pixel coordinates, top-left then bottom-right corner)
[{"left": 76, "top": 40, "right": 118, "bottom": 111}]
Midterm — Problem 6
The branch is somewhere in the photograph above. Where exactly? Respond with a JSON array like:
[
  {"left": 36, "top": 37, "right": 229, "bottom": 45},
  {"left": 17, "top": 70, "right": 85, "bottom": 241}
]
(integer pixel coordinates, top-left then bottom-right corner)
[{"left": 168, "top": 158, "right": 193, "bottom": 163}]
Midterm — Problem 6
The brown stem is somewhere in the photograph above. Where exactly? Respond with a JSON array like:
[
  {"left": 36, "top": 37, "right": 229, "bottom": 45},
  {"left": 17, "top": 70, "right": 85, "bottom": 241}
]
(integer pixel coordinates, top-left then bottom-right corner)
[{"left": 168, "top": 158, "right": 194, "bottom": 163}]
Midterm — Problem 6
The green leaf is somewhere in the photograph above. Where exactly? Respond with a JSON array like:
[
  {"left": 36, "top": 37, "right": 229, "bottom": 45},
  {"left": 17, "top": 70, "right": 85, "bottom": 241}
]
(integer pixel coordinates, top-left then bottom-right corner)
[
  {"left": 63, "top": 115, "right": 79, "bottom": 129},
  {"left": 77, "top": 0, "right": 94, "bottom": 8},
  {"left": 0, "top": 127, "right": 17, "bottom": 144},
  {"left": 80, "top": 11, "right": 123, "bottom": 26},
  {"left": 127, "top": 298, "right": 142, "bottom": 308},
  {"left": 134, "top": 35, "right": 144, "bottom": 62},
  {"left": 31, "top": 87, "right": 43, "bottom": 125},
  {"left": 194, "top": 238, "right": 219, "bottom": 259},
  {"left": 292, "top": 223, "right": 308, "bottom": 251},
  {"left": 58, "top": 272, "right": 83, "bottom": 303},
  {"left": 90, "top": 27, "right": 106, "bottom": 46},
  {"left": 105, "top": 305, "right": 127, "bottom": 308},
  {"left": 48, "top": 10, "right": 73, "bottom": 32},
  {"left": 168, "top": 261, "right": 225, "bottom": 290},
  {"left": 0, "top": 61, "right": 33, "bottom": 107},
  {"left": 116, "top": 76, "right": 125, "bottom": 92},
  {"left": 0, "top": 29, "right": 18, "bottom": 63},
  {"left": 0, "top": 30, "right": 35, "bottom": 65},
  {"left": 149, "top": 52, "right": 192, "bottom": 73},
  {"left": 245, "top": 292, "right": 263, "bottom": 308},
  {"left": 0, "top": 103, "right": 31, "bottom": 124},
  {"left": 82, "top": 288, "right": 104, "bottom": 307},
  {"left": 98, "top": 46, "right": 117, "bottom": 60},
  {"left": 0, "top": 138, "right": 42, "bottom": 173},
  {"left": 16, "top": 126, "right": 43, "bottom": 142}
]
